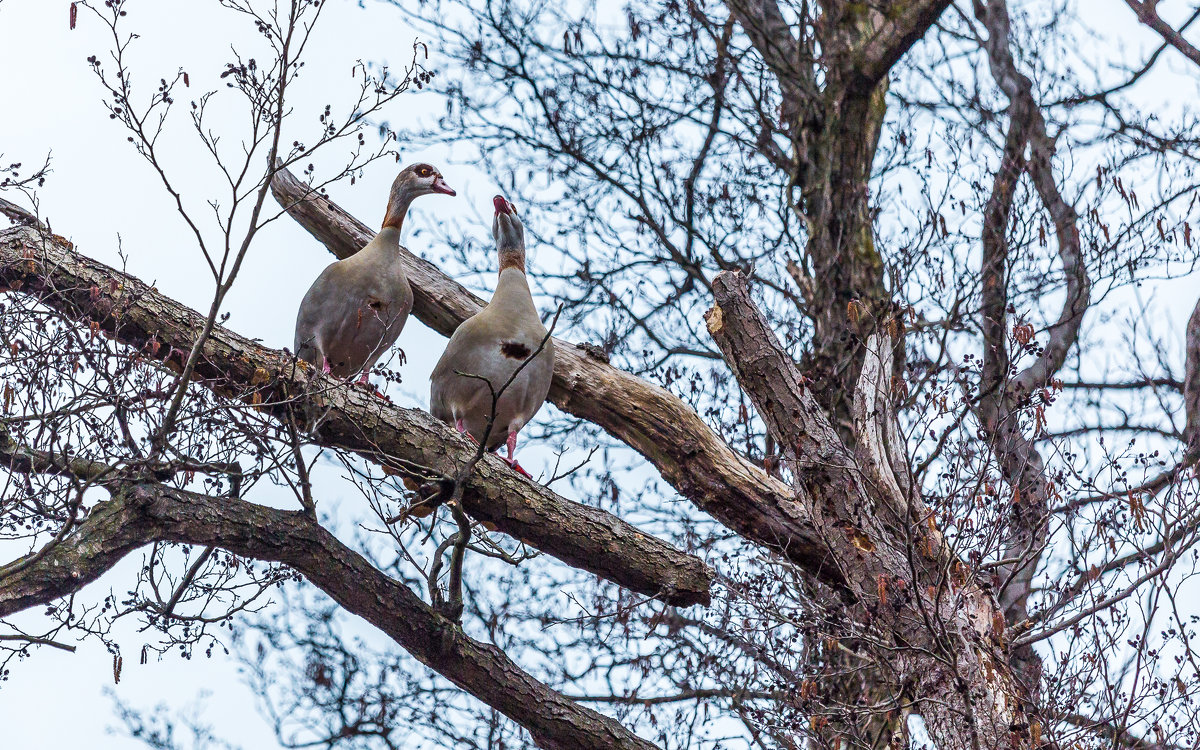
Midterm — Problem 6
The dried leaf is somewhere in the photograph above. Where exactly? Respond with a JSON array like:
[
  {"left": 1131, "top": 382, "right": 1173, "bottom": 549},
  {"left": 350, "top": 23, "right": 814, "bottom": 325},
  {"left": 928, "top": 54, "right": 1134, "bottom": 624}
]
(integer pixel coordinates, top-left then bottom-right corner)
[
  {"left": 846, "top": 299, "right": 863, "bottom": 325},
  {"left": 799, "top": 680, "right": 816, "bottom": 700},
  {"left": 1013, "top": 323, "right": 1035, "bottom": 346},
  {"left": 407, "top": 503, "right": 435, "bottom": 519},
  {"left": 1129, "top": 491, "right": 1146, "bottom": 531}
]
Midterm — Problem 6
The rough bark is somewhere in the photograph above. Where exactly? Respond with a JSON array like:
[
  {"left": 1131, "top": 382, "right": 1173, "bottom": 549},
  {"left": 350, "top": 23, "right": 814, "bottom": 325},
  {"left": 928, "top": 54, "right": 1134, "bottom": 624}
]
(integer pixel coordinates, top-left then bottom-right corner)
[
  {"left": 1186, "top": 300, "right": 1200, "bottom": 450},
  {"left": 0, "top": 482, "right": 659, "bottom": 750},
  {"left": 0, "top": 226, "right": 712, "bottom": 607}
]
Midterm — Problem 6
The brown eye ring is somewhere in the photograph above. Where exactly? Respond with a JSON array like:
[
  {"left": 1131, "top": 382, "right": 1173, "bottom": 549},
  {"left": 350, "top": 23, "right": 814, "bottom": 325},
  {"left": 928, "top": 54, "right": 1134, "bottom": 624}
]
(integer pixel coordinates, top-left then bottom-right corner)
[{"left": 416, "top": 166, "right": 432, "bottom": 177}]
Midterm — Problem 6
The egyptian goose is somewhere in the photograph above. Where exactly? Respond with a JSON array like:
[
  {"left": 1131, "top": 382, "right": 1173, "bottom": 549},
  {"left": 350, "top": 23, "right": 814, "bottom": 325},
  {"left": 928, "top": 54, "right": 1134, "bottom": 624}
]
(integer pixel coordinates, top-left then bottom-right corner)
[
  {"left": 294, "top": 163, "right": 455, "bottom": 384},
  {"left": 429, "top": 196, "right": 554, "bottom": 475}
]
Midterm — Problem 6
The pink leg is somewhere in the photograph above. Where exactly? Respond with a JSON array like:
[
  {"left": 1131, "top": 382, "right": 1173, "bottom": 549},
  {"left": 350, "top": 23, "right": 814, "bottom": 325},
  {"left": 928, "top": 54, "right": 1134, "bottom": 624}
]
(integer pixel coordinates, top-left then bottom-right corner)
[
  {"left": 321, "top": 357, "right": 332, "bottom": 374},
  {"left": 356, "top": 370, "right": 371, "bottom": 385},
  {"left": 504, "top": 431, "right": 532, "bottom": 478},
  {"left": 455, "top": 419, "right": 478, "bottom": 444}
]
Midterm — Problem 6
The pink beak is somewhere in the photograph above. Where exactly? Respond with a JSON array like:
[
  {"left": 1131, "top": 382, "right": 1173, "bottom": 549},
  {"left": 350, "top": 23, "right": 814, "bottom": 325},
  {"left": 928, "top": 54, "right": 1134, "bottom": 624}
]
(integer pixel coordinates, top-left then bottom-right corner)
[
  {"left": 493, "top": 195, "right": 513, "bottom": 214},
  {"left": 432, "top": 175, "right": 456, "bottom": 196}
]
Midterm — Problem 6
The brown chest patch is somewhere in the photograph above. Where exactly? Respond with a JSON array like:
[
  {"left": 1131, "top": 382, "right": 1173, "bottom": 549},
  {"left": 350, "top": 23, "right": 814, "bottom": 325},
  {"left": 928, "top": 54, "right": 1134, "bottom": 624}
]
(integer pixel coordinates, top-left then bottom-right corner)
[{"left": 500, "top": 341, "right": 532, "bottom": 360}]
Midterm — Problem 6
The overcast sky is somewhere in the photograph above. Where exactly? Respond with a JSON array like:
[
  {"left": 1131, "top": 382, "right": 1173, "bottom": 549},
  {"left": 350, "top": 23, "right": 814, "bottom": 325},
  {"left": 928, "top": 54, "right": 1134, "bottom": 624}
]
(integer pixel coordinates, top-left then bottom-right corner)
[{"left": 4, "top": 0, "right": 1200, "bottom": 747}]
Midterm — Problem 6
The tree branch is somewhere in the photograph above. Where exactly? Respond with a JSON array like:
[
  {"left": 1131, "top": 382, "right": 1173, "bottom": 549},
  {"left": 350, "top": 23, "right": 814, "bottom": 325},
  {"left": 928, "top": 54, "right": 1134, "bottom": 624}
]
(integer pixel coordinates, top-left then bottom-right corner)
[
  {"left": 703, "top": 269, "right": 1044, "bottom": 748},
  {"left": 0, "top": 225, "right": 712, "bottom": 607},
  {"left": 850, "top": 0, "right": 955, "bottom": 93},
  {"left": 1123, "top": 0, "right": 1200, "bottom": 69},
  {"left": 974, "top": 0, "right": 1091, "bottom": 632},
  {"left": 1184, "top": 297, "right": 1200, "bottom": 449},
  {"left": 0, "top": 482, "right": 661, "bottom": 750},
  {"left": 721, "top": 0, "right": 809, "bottom": 106}
]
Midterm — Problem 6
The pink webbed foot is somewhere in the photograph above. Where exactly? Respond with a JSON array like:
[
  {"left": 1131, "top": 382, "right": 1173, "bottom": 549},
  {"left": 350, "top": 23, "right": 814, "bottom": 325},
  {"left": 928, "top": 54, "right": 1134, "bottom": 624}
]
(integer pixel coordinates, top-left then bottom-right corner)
[
  {"left": 321, "top": 357, "right": 332, "bottom": 375},
  {"left": 503, "top": 458, "right": 532, "bottom": 478}
]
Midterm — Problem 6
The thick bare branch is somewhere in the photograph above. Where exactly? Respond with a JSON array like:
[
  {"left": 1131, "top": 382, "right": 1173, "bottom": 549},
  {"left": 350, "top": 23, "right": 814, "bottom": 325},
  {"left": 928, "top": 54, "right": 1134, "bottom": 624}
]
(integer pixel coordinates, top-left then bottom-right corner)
[
  {"left": 975, "top": 0, "right": 1090, "bottom": 397},
  {"left": 0, "top": 483, "right": 660, "bottom": 750},
  {"left": 0, "top": 225, "right": 712, "bottom": 607},
  {"left": 1185, "top": 299, "right": 1200, "bottom": 449},
  {"left": 850, "top": 0, "right": 955, "bottom": 93},
  {"left": 852, "top": 332, "right": 915, "bottom": 505},
  {"left": 706, "top": 273, "right": 853, "bottom": 473}
]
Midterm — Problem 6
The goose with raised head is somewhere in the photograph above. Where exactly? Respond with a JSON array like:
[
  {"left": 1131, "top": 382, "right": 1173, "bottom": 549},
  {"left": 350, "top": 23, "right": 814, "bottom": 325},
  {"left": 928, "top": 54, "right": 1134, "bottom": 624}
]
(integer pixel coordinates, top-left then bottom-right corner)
[
  {"left": 430, "top": 196, "right": 554, "bottom": 476},
  {"left": 294, "top": 163, "right": 455, "bottom": 385}
]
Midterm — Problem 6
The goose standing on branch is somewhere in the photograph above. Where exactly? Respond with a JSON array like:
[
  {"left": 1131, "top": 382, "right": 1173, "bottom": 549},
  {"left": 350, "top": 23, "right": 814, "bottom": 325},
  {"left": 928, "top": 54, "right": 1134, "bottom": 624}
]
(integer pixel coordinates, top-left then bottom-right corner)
[
  {"left": 430, "top": 196, "right": 555, "bottom": 477},
  {"left": 294, "top": 163, "right": 455, "bottom": 385}
]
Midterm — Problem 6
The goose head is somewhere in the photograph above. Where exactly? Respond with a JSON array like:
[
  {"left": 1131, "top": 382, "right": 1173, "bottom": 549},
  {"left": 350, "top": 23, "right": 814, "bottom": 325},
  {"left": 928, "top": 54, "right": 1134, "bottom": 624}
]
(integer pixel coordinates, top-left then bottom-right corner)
[
  {"left": 493, "top": 195, "right": 526, "bottom": 272},
  {"left": 383, "top": 163, "right": 455, "bottom": 229}
]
